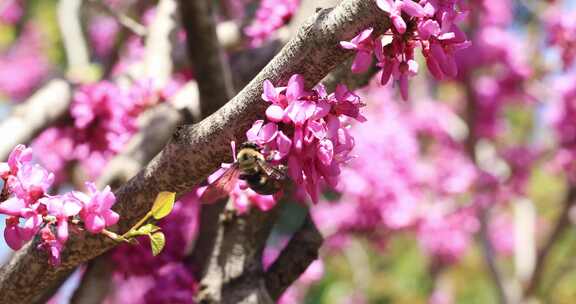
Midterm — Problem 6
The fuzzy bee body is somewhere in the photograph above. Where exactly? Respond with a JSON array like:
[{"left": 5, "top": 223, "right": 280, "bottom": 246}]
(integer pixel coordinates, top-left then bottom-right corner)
[{"left": 199, "top": 141, "right": 287, "bottom": 204}]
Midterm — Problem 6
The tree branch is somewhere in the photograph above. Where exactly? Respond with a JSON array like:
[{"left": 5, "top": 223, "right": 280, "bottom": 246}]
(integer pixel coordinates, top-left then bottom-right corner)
[
  {"left": 88, "top": 0, "right": 148, "bottom": 37},
  {"left": 57, "top": 0, "right": 91, "bottom": 79},
  {"left": 0, "top": 1, "right": 388, "bottom": 302},
  {"left": 143, "top": 0, "right": 178, "bottom": 89},
  {"left": 0, "top": 80, "right": 72, "bottom": 161},
  {"left": 69, "top": 255, "right": 114, "bottom": 304},
  {"left": 265, "top": 214, "right": 323, "bottom": 300},
  {"left": 463, "top": 75, "right": 510, "bottom": 304},
  {"left": 196, "top": 202, "right": 280, "bottom": 303},
  {"left": 179, "top": 0, "right": 235, "bottom": 117}
]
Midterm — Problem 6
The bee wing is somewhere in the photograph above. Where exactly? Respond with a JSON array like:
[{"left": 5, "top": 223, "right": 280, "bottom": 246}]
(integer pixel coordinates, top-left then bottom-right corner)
[
  {"left": 256, "top": 159, "right": 287, "bottom": 180},
  {"left": 199, "top": 164, "right": 240, "bottom": 204}
]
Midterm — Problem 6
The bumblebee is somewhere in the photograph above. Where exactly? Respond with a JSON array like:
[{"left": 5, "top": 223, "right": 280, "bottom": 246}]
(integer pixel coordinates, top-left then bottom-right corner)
[{"left": 200, "top": 142, "right": 287, "bottom": 204}]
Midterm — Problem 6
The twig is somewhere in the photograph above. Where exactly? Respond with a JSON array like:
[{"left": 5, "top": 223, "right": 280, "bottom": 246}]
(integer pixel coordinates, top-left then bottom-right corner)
[
  {"left": 0, "top": 1, "right": 389, "bottom": 302},
  {"left": 88, "top": 0, "right": 147, "bottom": 37},
  {"left": 478, "top": 207, "right": 509, "bottom": 304},
  {"left": 523, "top": 186, "right": 576, "bottom": 298},
  {"left": 462, "top": 73, "right": 510, "bottom": 304},
  {"left": 0, "top": 80, "right": 72, "bottom": 161}
]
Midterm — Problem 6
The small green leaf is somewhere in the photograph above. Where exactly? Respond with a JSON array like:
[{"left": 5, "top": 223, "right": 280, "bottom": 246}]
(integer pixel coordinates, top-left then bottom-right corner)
[
  {"left": 150, "top": 232, "right": 166, "bottom": 256},
  {"left": 124, "top": 224, "right": 161, "bottom": 238},
  {"left": 151, "top": 192, "right": 176, "bottom": 220},
  {"left": 139, "top": 223, "right": 161, "bottom": 234}
]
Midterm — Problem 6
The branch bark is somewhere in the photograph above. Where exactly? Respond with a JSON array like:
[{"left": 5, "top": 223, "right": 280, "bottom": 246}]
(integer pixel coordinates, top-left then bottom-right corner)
[
  {"left": 0, "top": 1, "right": 388, "bottom": 302},
  {"left": 0, "top": 80, "right": 72, "bottom": 161},
  {"left": 179, "top": 0, "right": 235, "bottom": 117},
  {"left": 57, "top": 0, "right": 91, "bottom": 78},
  {"left": 265, "top": 214, "right": 323, "bottom": 300}
]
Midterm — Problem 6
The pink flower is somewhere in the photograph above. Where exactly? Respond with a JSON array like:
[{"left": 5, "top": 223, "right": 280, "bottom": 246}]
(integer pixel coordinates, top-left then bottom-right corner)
[
  {"left": 41, "top": 194, "right": 83, "bottom": 243},
  {"left": 0, "top": 0, "right": 23, "bottom": 25},
  {"left": 244, "top": 0, "right": 300, "bottom": 46},
  {"left": 376, "top": 0, "right": 429, "bottom": 34},
  {"left": 417, "top": 207, "right": 479, "bottom": 263},
  {"left": 38, "top": 225, "right": 64, "bottom": 266},
  {"left": 4, "top": 214, "right": 42, "bottom": 250},
  {"left": 2, "top": 144, "right": 32, "bottom": 177},
  {"left": 340, "top": 28, "right": 375, "bottom": 73},
  {"left": 73, "top": 182, "right": 119, "bottom": 233},
  {"left": 231, "top": 182, "right": 277, "bottom": 214},
  {"left": 0, "top": 145, "right": 54, "bottom": 204},
  {"left": 245, "top": 74, "right": 363, "bottom": 204},
  {"left": 0, "top": 26, "right": 50, "bottom": 101},
  {"left": 7, "top": 163, "right": 54, "bottom": 204}
]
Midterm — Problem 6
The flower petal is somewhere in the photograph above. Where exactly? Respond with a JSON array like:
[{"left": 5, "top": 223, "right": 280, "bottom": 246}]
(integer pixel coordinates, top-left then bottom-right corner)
[
  {"left": 85, "top": 213, "right": 106, "bottom": 233},
  {"left": 265, "top": 105, "right": 285, "bottom": 122},
  {"left": 351, "top": 51, "right": 372, "bottom": 73},
  {"left": 262, "top": 80, "right": 278, "bottom": 102},
  {"left": 286, "top": 74, "right": 305, "bottom": 101},
  {"left": 0, "top": 196, "right": 26, "bottom": 216}
]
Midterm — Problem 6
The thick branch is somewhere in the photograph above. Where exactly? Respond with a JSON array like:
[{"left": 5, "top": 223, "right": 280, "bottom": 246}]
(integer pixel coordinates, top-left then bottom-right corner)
[
  {"left": 179, "top": 0, "right": 235, "bottom": 117},
  {"left": 0, "top": 1, "right": 388, "bottom": 302},
  {"left": 0, "top": 80, "right": 72, "bottom": 161},
  {"left": 143, "top": 0, "right": 178, "bottom": 89},
  {"left": 265, "top": 214, "right": 323, "bottom": 300},
  {"left": 196, "top": 202, "right": 280, "bottom": 304},
  {"left": 58, "top": 0, "right": 91, "bottom": 78}
]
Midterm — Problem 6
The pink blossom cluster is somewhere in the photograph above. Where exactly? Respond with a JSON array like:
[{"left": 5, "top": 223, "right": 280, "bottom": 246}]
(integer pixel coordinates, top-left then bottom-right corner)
[
  {"left": 0, "top": 0, "right": 23, "bottom": 25},
  {"left": 244, "top": 0, "right": 299, "bottom": 47},
  {"left": 0, "top": 145, "right": 119, "bottom": 265},
  {"left": 452, "top": 2, "right": 532, "bottom": 140},
  {"left": 32, "top": 79, "right": 175, "bottom": 181},
  {"left": 545, "top": 8, "right": 576, "bottom": 70},
  {"left": 106, "top": 192, "right": 199, "bottom": 303},
  {"left": 0, "top": 25, "right": 50, "bottom": 101},
  {"left": 310, "top": 85, "right": 515, "bottom": 263},
  {"left": 340, "top": 0, "right": 471, "bottom": 100},
  {"left": 416, "top": 206, "right": 479, "bottom": 263},
  {"left": 549, "top": 75, "right": 576, "bottom": 182},
  {"left": 245, "top": 74, "right": 365, "bottom": 204},
  {"left": 104, "top": 263, "right": 198, "bottom": 304}
]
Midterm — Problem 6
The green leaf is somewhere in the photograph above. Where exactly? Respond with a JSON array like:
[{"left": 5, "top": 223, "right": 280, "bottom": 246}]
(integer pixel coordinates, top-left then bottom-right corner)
[
  {"left": 124, "top": 224, "right": 161, "bottom": 238},
  {"left": 150, "top": 232, "right": 166, "bottom": 256},
  {"left": 151, "top": 191, "right": 176, "bottom": 220}
]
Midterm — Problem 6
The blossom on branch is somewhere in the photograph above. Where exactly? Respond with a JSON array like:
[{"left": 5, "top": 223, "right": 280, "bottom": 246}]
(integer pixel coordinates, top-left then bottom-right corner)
[
  {"left": 340, "top": 0, "right": 470, "bottom": 100},
  {"left": 0, "top": 145, "right": 119, "bottom": 265},
  {"left": 248, "top": 74, "right": 365, "bottom": 204}
]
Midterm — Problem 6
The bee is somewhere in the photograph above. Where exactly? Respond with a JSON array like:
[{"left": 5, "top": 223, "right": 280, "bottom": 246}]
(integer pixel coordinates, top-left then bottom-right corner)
[{"left": 200, "top": 141, "right": 287, "bottom": 204}]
